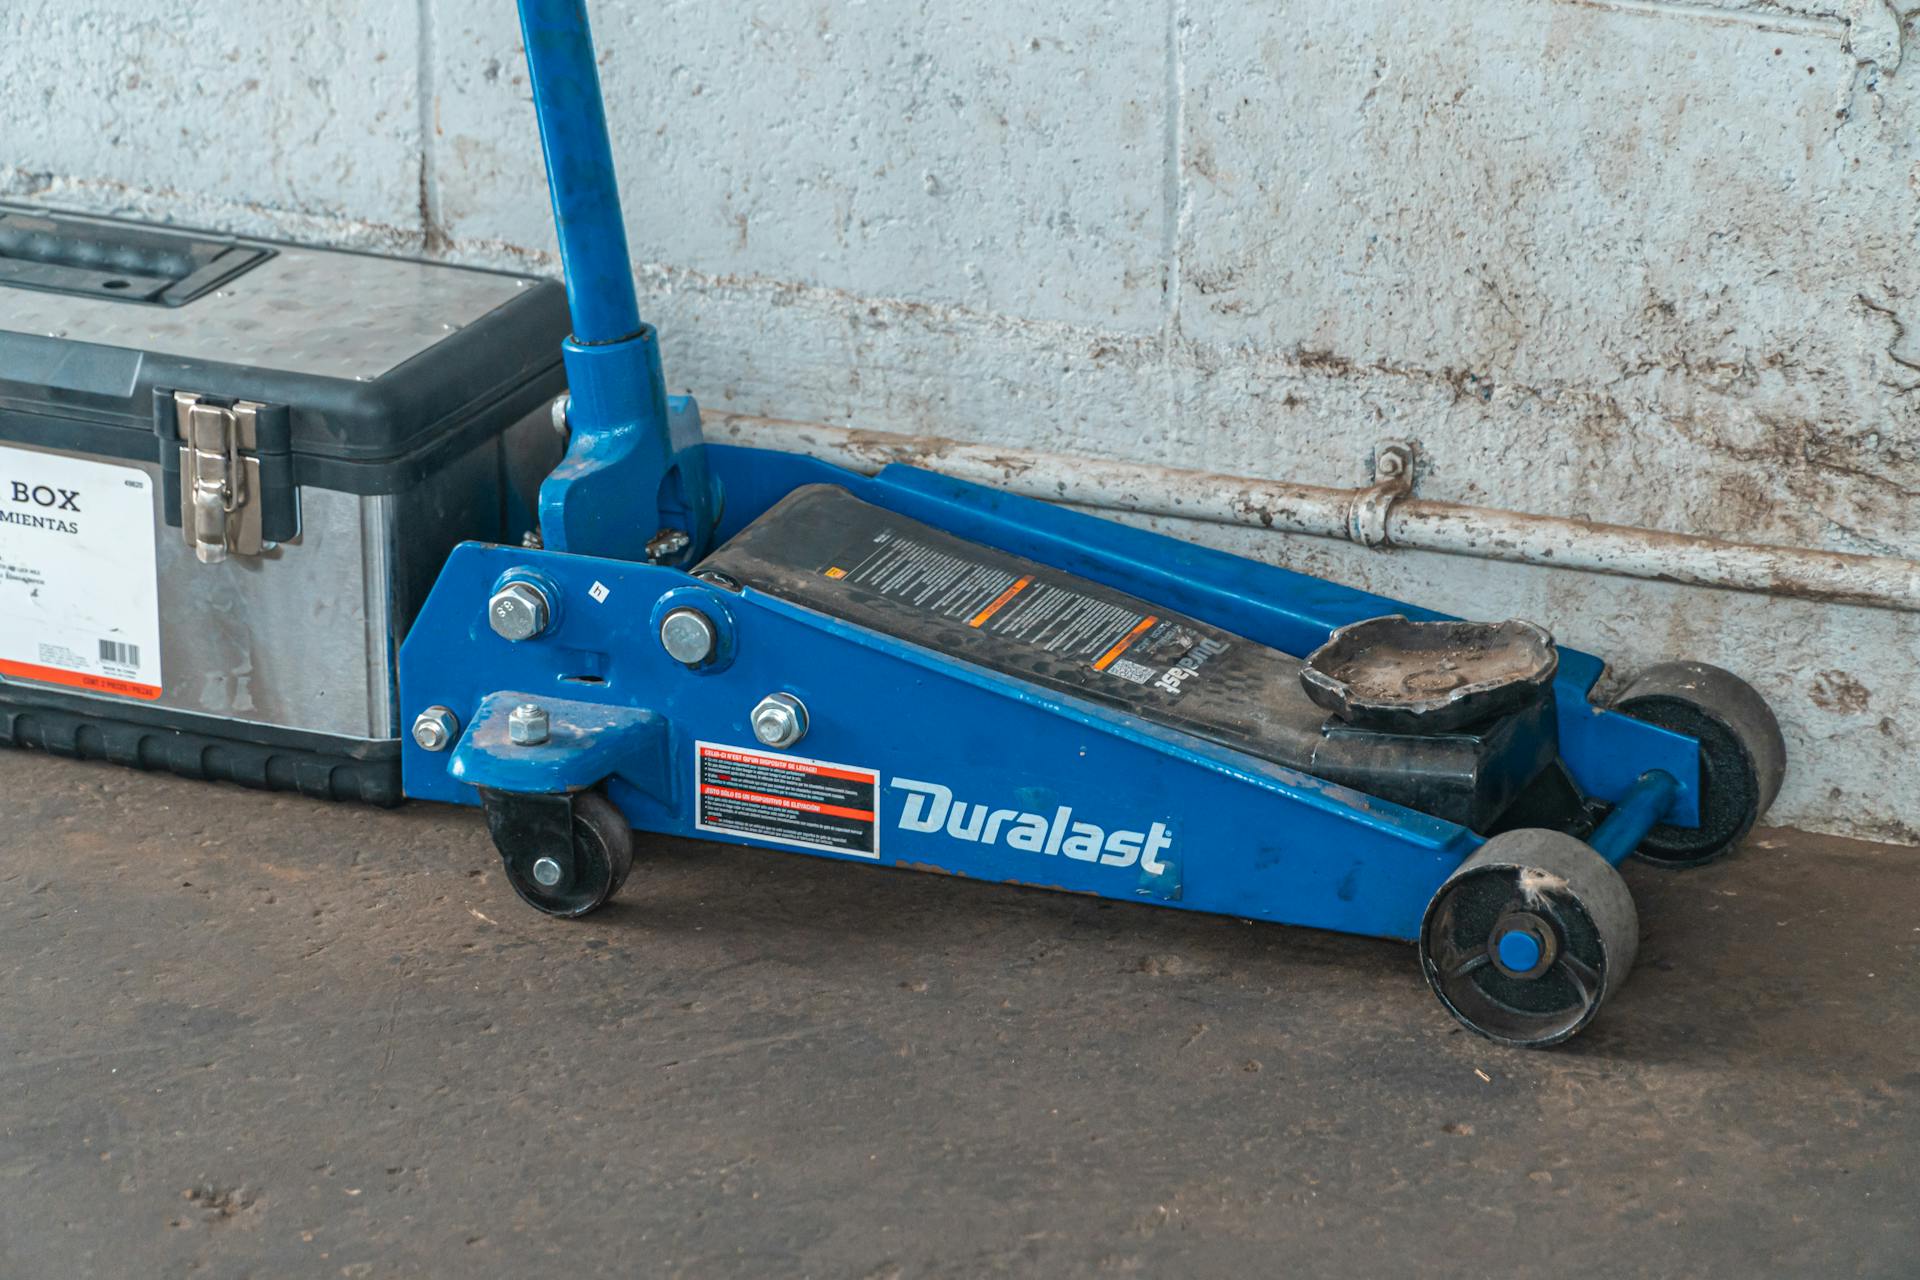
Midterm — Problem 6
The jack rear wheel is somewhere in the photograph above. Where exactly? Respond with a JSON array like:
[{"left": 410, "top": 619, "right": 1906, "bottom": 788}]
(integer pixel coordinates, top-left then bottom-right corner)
[
  {"left": 1614, "top": 661, "right": 1786, "bottom": 867},
  {"left": 1420, "top": 829, "right": 1638, "bottom": 1048},
  {"left": 486, "top": 790, "right": 634, "bottom": 918}
]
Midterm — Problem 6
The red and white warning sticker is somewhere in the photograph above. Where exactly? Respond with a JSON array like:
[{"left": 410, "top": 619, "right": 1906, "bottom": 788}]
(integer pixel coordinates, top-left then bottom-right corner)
[{"left": 694, "top": 742, "right": 880, "bottom": 858}]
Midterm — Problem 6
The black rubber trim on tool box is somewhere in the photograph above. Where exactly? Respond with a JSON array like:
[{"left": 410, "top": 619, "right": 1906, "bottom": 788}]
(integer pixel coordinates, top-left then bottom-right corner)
[{"left": 0, "top": 696, "right": 403, "bottom": 806}]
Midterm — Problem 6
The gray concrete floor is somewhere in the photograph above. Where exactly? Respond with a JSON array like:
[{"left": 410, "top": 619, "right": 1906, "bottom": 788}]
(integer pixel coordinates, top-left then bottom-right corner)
[{"left": 1, "top": 750, "right": 1915, "bottom": 1279}]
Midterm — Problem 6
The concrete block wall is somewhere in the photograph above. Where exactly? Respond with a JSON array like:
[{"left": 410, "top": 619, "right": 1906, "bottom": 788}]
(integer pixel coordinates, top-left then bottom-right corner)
[{"left": 5, "top": 0, "right": 1917, "bottom": 840}]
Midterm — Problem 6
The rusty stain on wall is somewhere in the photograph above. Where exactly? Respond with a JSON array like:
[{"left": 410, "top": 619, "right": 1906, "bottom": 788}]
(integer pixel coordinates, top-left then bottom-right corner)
[{"left": 1810, "top": 669, "right": 1874, "bottom": 712}]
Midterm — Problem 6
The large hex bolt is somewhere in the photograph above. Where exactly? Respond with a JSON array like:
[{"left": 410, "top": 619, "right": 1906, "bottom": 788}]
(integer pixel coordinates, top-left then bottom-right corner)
[
  {"left": 489, "top": 581, "right": 552, "bottom": 642},
  {"left": 751, "top": 693, "right": 809, "bottom": 749},
  {"left": 507, "top": 702, "right": 551, "bottom": 746},
  {"left": 659, "top": 607, "right": 718, "bottom": 666},
  {"left": 411, "top": 706, "right": 459, "bottom": 752}
]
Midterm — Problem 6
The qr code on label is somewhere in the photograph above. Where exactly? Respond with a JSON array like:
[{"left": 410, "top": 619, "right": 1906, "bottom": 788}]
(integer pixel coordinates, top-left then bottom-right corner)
[{"left": 1107, "top": 657, "right": 1156, "bottom": 684}]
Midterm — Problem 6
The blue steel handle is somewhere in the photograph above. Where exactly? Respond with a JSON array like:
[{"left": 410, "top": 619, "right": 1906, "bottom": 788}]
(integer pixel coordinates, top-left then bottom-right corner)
[
  {"left": 514, "top": 0, "right": 717, "bottom": 563},
  {"left": 517, "top": 0, "right": 642, "bottom": 345}
]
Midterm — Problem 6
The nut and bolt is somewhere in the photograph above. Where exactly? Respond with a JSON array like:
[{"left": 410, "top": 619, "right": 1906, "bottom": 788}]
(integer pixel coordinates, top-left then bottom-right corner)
[
  {"left": 659, "top": 607, "right": 718, "bottom": 666},
  {"left": 550, "top": 393, "right": 571, "bottom": 437},
  {"left": 507, "top": 702, "right": 551, "bottom": 746},
  {"left": 411, "top": 706, "right": 459, "bottom": 752},
  {"left": 531, "top": 856, "right": 564, "bottom": 887},
  {"left": 1374, "top": 441, "right": 1415, "bottom": 482},
  {"left": 488, "top": 580, "right": 552, "bottom": 642},
  {"left": 750, "top": 692, "right": 809, "bottom": 749}
]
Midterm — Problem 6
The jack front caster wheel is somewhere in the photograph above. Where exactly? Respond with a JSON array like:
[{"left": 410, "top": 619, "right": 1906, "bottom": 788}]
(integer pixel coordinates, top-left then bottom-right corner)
[
  {"left": 1421, "top": 828, "right": 1638, "bottom": 1048},
  {"left": 483, "top": 790, "right": 634, "bottom": 918},
  {"left": 1614, "top": 661, "right": 1787, "bottom": 867}
]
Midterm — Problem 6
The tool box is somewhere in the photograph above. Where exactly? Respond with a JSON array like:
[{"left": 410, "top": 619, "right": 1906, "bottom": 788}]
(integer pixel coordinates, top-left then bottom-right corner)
[{"left": 0, "top": 204, "right": 569, "bottom": 802}]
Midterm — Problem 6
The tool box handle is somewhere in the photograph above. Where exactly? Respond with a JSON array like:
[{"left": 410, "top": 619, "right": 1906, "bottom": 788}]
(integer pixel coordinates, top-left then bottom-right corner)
[{"left": 0, "top": 209, "right": 271, "bottom": 307}]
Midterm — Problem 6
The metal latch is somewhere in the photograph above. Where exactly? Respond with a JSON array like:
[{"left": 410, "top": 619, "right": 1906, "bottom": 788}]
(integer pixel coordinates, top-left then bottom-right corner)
[{"left": 173, "top": 390, "right": 265, "bottom": 563}]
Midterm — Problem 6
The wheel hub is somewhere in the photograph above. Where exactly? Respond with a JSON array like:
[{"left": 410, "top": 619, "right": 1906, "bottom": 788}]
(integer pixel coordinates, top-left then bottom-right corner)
[{"left": 1490, "top": 912, "right": 1556, "bottom": 978}]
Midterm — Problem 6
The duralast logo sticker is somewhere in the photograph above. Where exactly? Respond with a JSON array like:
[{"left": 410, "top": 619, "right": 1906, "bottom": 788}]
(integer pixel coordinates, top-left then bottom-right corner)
[
  {"left": 1154, "top": 635, "right": 1229, "bottom": 696},
  {"left": 892, "top": 777, "right": 1172, "bottom": 873},
  {"left": 1, "top": 480, "right": 83, "bottom": 534}
]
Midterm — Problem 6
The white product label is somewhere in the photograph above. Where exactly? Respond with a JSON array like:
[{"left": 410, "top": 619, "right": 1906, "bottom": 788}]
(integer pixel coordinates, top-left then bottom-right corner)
[{"left": 0, "top": 447, "right": 162, "bottom": 701}]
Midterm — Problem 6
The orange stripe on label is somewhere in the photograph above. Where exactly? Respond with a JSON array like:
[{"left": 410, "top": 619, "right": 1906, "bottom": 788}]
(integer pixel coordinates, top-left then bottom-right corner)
[
  {"left": 967, "top": 576, "right": 1031, "bottom": 628},
  {"left": 1092, "top": 615, "right": 1158, "bottom": 671},
  {"left": 699, "top": 746, "right": 874, "bottom": 784},
  {"left": 699, "top": 783, "right": 875, "bottom": 823},
  {"left": 0, "top": 657, "right": 162, "bottom": 701}
]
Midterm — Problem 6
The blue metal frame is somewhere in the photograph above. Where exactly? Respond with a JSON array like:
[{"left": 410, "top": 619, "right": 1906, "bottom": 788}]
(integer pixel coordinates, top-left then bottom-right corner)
[{"left": 397, "top": 0, "right": 1704, "bottom": 946}]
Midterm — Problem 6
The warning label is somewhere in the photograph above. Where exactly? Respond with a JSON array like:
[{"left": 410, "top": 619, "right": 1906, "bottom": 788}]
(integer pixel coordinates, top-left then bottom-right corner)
[
  {"left": 818, "top": 527, "right": 1229, "bottom": 691},
  {"left": 694, "top": 742, "right": 880, "bottom": 857}
]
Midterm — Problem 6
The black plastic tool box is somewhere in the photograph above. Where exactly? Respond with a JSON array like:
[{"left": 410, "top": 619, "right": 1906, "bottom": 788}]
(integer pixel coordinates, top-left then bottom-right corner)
[{"left": 0, "top": 204, "right": 570, "bottom": 802}]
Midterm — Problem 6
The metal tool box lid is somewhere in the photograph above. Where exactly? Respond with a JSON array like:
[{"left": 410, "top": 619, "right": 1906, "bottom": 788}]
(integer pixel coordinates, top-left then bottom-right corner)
[{"left": 0, "top": 204, "right": 569, "bottom": 493}]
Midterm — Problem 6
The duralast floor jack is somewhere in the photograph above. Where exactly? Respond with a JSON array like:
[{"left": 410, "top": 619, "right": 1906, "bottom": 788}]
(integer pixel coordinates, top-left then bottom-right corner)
[{"left": 397, "top": 0, "right": 1786, "bottom": 1047}]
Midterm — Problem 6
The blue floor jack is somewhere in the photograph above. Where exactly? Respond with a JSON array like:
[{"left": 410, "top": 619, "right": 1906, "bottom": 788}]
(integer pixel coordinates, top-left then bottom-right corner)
[{"left": 399, "top": 0, "right": 1787, "bottom": 1047}]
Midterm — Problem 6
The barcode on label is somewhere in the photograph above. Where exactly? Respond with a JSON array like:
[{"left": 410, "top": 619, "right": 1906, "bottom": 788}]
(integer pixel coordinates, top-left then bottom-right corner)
[{"left": 98, "top": 639, "right": 139, "bottom": 666}]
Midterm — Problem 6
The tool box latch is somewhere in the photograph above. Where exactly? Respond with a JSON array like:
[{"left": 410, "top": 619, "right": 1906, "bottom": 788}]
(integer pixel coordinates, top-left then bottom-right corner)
[
  {"left": 173, "top": 391, "right": 265, "bottom": 563},
  {"left": 152, "top": 389, "right": 300, "bottom": 561}
]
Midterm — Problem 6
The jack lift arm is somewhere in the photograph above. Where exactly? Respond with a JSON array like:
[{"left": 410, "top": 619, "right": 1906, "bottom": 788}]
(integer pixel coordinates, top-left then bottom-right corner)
[{"left": 398, "top": 0, "right": 1787, "bottom": 1048}]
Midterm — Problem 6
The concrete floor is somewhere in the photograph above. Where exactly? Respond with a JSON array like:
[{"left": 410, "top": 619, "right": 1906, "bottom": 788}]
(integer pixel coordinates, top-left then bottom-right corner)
[{"left": 0, "top": 750, "right": 1915, "bottom": 1278}]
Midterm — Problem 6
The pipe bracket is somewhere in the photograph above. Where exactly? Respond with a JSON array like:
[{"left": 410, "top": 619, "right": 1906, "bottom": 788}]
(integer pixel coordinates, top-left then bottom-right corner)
[{"left": 1348, "top": 441, "right": 1416, "bottom": 549}]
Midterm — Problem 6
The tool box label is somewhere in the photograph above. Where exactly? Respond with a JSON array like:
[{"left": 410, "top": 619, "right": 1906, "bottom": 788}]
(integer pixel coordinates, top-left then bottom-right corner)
[
  {"left": 0, "top": 447, "right": 162, "bottom": 701},
  {"left": 695, "top": 742, "right": 880, "bottom": 857},
  {"left": 817, "top": 527, "right": 1229, "bottom": 693}
]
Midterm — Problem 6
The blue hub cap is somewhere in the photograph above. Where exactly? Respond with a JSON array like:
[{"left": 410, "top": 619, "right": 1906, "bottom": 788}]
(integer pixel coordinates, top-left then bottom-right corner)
[{"left": 1495, "top": 928, "right": 1543, "bottom": 975}]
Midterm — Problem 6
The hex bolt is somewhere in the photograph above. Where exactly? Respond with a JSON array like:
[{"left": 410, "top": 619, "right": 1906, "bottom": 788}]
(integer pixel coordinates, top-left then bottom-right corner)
[
  {"left": 531, "top": 856, "right": 564, "bottom": 887},
  {"left": 411, "top": 706, "right": 459, "bottom": 752},
  {"left": 507, "top": 702, "right": 551, "bottom": 746},
  {"left": 659, "top": 607, "right": 718, "bottom": 666},
  {"left": 751, "top": 693, "right": 809, "bottom": 749},
  {"left": 489, "top": 580, "right": 552, "bottom": 642}
]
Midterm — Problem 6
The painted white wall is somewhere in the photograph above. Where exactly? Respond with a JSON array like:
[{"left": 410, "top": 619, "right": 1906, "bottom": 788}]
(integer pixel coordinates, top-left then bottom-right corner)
[{"left": 5, "top": 0, "right": 1917, "bottom": 840}]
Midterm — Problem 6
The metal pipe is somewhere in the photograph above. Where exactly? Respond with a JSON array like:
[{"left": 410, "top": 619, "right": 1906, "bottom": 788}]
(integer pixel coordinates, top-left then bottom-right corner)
[
  {"left": 1589, "top": 770, "right": 1680, "bottom": 865},
  {"left": 713, "top": 416, "right": 1920, "bottom": 614},
  {"left": 516, "top": 0, "right": 642, "bottom": 345}
]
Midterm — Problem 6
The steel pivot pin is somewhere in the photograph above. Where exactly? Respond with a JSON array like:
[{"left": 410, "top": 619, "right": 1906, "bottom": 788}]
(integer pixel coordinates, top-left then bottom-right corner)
[{"left": 659, "top": 607, "right": 718, "bottom": 665}]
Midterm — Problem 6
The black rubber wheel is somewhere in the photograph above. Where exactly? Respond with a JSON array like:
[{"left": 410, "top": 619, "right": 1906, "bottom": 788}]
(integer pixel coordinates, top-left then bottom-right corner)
[
  {"left": 496, "top": 792, "right": 634, "bottom": 919},
  {"left": 1420, "top": 829, "right": 1638, "bottom": 1048},
  {"left": 1614, "top": 661, "right": 1786, "bottom": 868}
]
